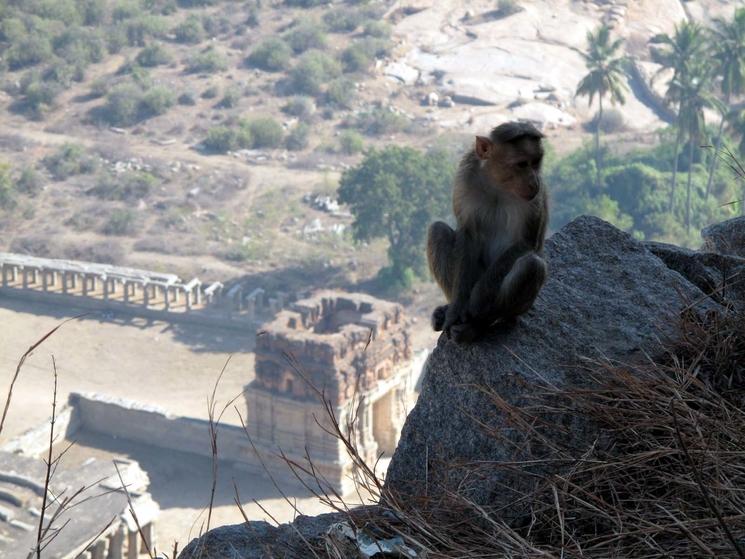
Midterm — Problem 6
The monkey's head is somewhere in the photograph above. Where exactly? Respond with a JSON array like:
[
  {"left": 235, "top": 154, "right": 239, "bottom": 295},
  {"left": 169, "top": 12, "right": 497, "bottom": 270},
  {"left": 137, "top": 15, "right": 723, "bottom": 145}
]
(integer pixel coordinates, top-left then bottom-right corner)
[{"left": 474, "top": 121, "right": 545, "bottom": 201}]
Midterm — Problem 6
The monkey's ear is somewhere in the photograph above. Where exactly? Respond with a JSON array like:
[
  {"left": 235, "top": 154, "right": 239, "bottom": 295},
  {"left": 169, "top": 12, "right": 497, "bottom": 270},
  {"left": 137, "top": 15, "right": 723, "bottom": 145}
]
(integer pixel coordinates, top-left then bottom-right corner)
[{"left": 475, "top": 136, "right": 492, "bottom": 160}]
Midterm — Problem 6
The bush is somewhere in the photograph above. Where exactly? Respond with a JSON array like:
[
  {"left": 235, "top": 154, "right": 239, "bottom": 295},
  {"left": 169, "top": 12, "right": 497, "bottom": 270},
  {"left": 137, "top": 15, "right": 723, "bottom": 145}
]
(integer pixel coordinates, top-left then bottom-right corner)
[
  {"left": 113, "top": 1, "right": 143, "bottom": 22},
  {"left": 586, "top": 109, "right": 627, "bottom": 134},
  {"left": 19, "top": 79, "right": 61, "bottom": 119},
  {"left": 281, "top": 96, "right": 316, "bottom": 120},
  {"left": 187, "top": 47, "right": 228, "bottom": 73},
  {"left": 126, "top": 15, "right": 167, "bottom": 47},
  {"left": 53, "top": 27, "right": 107, "bottom": 66},
  {"left": 136, "top": 43, "right": 172, "bottom": 67},
  {"left": 356, "top": 107, "right": 407, "bottom": 136},
  {"left": 218, "top": 86, "right": 242, "bottom": 108},
  {"left": 244, "top": 117, "right": 284, "bottom": 149},
  {"left": 102, "top": 208, "right": 137, "bottom": 236},
  {"left": 285, "top": 22, "right": 327, "bottom": 54},
  {"left": 341, "top": 44, "right": 372, "bottom": 73},
  {"left": 90, "top": 171, "right": 157, "bottom": 200},
  {"left": 339, "top": 129, "right": 364, "bottom": 154},
  {"left": 284, "top": 0, "right": 326, "bottom": 6},
  {"left": 173, "top": 15, "right": 204, "bottom": 44},
  {"left": 102, "top": 83, "right": 142, "bottom": 126},
  {"left": 0, "top": 164, "right": 16, "bottom": 209},
  {"left": 17, "top": 167, "right": 43, "bottom": 196},
  {"left": 203, "top": 126, "right": 239, "bottom": 153},
  {"left": 202, "top": 14, "right": 230, "bottom": 36},
  {"left": 7, "top": 35, "right": 54, "bottom": 70},
  {"left": 325, "top": 78, "right": 356, "bottom": 109},
  {"left": 285, "top": 123, "right": 310, "bottom": 151},
  {"left": 246, "top": 38, "right": 291, "bottom": 72},
  {"left": 80, "top": 0, "right": 107, "bottom": 26},
  {"left": 323, "top": 8, "right": 363, "bottom": 33},
  {"left": 288, "top": 50, "right": 341, "bottom": 95},
  {"left": 43, "top": 144, "right": 97, "bottom": 180},
  {"left": 201, "top": 84, "right": 220, "bottom": 99},
  {"left": 178, "top": 91, "right": 197, "bottom": 105},
  {"left": 362, "top": 20, "right": 390, "bottom": 38},
  {"left": 139, "top": 85, "right": 175, "bottom": 117}
]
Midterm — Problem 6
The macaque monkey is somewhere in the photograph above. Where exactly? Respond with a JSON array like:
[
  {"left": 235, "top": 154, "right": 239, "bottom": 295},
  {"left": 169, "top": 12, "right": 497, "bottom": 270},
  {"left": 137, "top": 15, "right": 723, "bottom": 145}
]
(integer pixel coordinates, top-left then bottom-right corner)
[{"left": 427, "top": 121, "right": 549, "bottom": 343}]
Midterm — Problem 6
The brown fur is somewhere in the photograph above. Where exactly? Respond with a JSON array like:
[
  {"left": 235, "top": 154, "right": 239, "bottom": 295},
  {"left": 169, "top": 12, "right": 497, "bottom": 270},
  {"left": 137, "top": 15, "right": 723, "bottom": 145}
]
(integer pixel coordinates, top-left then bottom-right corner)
[{"left": 427, "top": 121, "right": 549, "bottom": 342}]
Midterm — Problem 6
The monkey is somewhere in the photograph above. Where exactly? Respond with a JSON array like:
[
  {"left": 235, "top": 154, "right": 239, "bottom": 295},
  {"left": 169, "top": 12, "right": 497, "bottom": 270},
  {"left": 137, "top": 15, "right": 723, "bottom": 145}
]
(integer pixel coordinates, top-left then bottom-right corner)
[{"left": 426, "top": 121, "right": 549, "bottom": 343}]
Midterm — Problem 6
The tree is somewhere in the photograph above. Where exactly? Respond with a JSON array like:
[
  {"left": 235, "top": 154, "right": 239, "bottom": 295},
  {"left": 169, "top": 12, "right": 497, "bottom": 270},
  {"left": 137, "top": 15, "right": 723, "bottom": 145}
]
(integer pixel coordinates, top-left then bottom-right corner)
[
  {"left": 650, "top": 21, "right": 707, "bottom": 213},
  {"left": 338, "top": 146, "right": 454, "bottom": 287},
  {"left": 706, "top": 8, "right": 745, "bottom": 198},
  {"left": 576, "top": 25, "right": 628, "bottom": 189}
]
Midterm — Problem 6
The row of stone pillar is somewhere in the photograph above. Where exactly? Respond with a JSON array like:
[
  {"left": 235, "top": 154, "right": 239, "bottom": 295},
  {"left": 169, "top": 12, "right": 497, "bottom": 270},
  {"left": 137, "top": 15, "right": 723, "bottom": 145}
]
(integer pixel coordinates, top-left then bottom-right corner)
[
  {"left": 78, "top": 522, "right": 155, "bottom": 559},
  {"left": 0, "top": 264, "right": 202, "bottom": 311}
]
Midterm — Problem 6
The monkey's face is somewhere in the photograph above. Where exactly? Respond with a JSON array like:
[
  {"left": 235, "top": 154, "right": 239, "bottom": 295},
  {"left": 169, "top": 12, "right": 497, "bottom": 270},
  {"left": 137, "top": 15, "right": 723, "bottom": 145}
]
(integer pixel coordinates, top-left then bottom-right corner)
[{"left": 476, "top": 136, "right": 544, "bottom": 201}]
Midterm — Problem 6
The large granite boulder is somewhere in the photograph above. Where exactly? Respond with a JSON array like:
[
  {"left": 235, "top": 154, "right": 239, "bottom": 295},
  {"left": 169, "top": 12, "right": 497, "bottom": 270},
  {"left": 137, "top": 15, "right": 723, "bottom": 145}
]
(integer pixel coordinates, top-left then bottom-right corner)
[
  {"left": 702, "top": 215, "right": 745, "bottom": 258},
  {"left": 384, "top": 216, "right": 715, "bottom": 508}
]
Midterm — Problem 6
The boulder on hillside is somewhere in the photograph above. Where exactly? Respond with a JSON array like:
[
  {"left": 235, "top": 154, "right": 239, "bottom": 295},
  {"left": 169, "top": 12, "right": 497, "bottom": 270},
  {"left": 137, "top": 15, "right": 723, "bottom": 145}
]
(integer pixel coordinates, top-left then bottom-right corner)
[
  {"left": 702, "top": 215, "right": 745, "bottom": 258},
  {"left": 384, "top": 216, "right": 716, "bottom": 511}
]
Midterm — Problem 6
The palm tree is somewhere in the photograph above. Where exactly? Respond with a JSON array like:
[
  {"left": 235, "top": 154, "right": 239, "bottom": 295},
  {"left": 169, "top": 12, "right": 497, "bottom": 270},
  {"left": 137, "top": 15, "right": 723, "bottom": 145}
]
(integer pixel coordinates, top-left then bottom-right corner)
[
  {"left": 672, "top": 66, "right": 716, "bottom": 233},
  {"left": 650, "top": 21, "right": 707, "bottom": 212},
  {"left": 576, "top": 25, "right": 628, "bottom": 189},
  {"left": 706, "top": 8, "right": 745, "bottom": 199}
]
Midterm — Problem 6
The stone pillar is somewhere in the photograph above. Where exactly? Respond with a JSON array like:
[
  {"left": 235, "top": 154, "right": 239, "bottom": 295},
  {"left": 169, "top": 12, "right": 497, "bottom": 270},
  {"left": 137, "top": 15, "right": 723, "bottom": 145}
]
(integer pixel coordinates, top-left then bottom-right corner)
[
  {"left": 61, "top": 272, "right": 68, "bottom": 294},
  {"left": 31, "top": 268, "right": 37, "bottom": 284},
  {"left": 91, "top": 539, "right": 107, "bottom": 559},
  {"left": 82, "top": 275, "right": 89, "bottom": 296},
  {"left": 126, "top": 530, "right": 138, "bottom": 559},
  {"left": 185, "top": 288, "right": 192, "bottom": 311},
  {"left": 103, "top": 278, "right": 109, "bottom": 301},
  {"left": 10, "top": 265, "right": 17, "bottom": 283},
  {"left": 245, "top": 296, "right": 255, "bottom": 320},
  {"left": 140, "top": 522, "right": 155, "bottom": 554},
  {"left": 143, "top": 284, "right": 150, "bottom": 307},
  {"left": 0, "top": 265, "right": 7, "bottom": 288},
  {"left": 90, "top": 276, "right": 97, "bottom": 292},
  {"left": 194, "top": 286, "right": 201, "bottom": 306},
  {"left": 107, "top": 526, "right": 125, "bottom": 559},
  {"left": 41, "top": 270, "right": 49, "bottom": 292},
  {"left": 163, "top": 287, "right": 170, "bottom": 311},
  {"left": 173, "top": 288, "right": 179, "bottom": 303},
  {"left": 109, "top": 279, "right": 116, "bottom": 296},
  {"left": 22, "top": 268, "right": 29, "bottom": 289},
  {"left": 71, "top": 273, "right": 78, "bottom": 289}
]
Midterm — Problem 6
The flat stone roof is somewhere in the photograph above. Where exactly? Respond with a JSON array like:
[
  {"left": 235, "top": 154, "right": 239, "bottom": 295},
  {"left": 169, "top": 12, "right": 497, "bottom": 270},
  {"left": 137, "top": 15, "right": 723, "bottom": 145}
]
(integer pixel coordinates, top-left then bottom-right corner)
[{"left": 0, "top": 252, "right": 181, "bottom": 286}]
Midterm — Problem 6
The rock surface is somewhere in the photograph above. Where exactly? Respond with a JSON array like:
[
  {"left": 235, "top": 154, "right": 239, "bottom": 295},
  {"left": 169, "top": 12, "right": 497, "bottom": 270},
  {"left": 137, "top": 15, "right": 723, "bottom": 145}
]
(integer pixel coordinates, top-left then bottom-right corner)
[
  {"left": 178, "top": 513, "right": 345, "bottom": 559},
  {"left": 384, "top": 216, "right": 713, "bottom": 508},
  {"left": 702, "top": 216, "right": 745, "bottom": 259}
]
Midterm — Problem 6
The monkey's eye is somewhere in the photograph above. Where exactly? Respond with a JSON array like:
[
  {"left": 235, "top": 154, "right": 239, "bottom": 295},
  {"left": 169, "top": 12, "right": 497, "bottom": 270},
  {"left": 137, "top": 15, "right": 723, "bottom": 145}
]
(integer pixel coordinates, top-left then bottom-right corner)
[{"left": 516, "top": 161, "right": 529, "bottom": 169}]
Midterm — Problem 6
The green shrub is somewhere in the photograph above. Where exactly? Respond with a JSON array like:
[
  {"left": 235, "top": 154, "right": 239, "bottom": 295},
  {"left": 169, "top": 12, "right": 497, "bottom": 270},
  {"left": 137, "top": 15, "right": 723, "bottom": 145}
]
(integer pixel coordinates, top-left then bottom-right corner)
[
  {"left": 284, "top": 0, "right": 326, "bottom": 6},
  {"left": 178, "top": 0, "right": 219, "bottom": 6},
  {"left": 356, "top": 107, "right": 407, "bottom": 136},
  {"left": 362, "top": 20, "right": 390, "bottom": 38},
  {"left": 201, "top": 84, "right": 220, "bottom": 99},
  {"left": 341, "top": 44, "right": 372, "bottom": 73},
  {"left": 113, "top": 1, "right": 143, "bottom": 22},
  {"left": 204, "top": 126, "right": 239, "bottom": 153},
  {"left": 323, "top": 8, "right": 363, "bottom": 33},
  {"left": 90, "top": 77, "right": 111, "bottom": 99},
  {"left": 325, "top": 78, "right": 355, "bottom": 109},
  {"left": 246, "top": 38, "right": 291, "bottom": 71},
  {"left": 136, "top": 43, "right": 172, "bottom": 67},
  {"left": 218, "top": 86, "right": 242, "bottom": 108},
  {"left": 0, "top": 164, "right": 17, "bottom": 209},
  {"left": 126, "top": 15, "right": 167, "bottom": 47},
  {"left": 201, "top": 14, "right": 230, "bottom": 36},
  {"left": 178, "top": 91, "right": 197, "bottom": 105},
  {"left": 17, "top": 167, "right": 43, "bottom": 196},
  {"left": 288, "top": 49, "right": 341, "bottom": 95},
  {"left": 173, "top": 15, "right": 204, "bottom": 44},
  {"left": 339, "top": 129, "right": 364, "bottom": 154},
  {"left": 244, "top": 117, "right": 284, "bottom": 148},
  {"left": 103, "top": 83, "right": 142, "bottom": 126},
  {"left": 90, "top": 171, "right": 157, "bottom": 200},
  {"left": 7, "top": 35, "right": 54, "bottom": 70},
  {"left": 187, "top": 46, "right": 228, "bottom": 73},
  {"left": 285, "top": 123, "right": 310, "bottom": 151},
  {"left": 19, "top": 79, "right": 61, "bottom": 119},
  {"left": 281, "top": 96, "right": 316, "bottom": 120},
  {"left": 53, "top": 27, "right": 107, "bottom": 65},
  {"left": 140, "top": 85, "right": 175, "bottom": 117},
  {"left": 285, "top": 22, "right": 327, "bottom": 54},
  {"left": 1, "top": 18, "right": 27, "bottom": 43},
  {"left": 43, "top": 144, "right": 97, "bottom": 180},
  {"left": 80, "top": 0, "right": 107, "bottom": 26},
  {"left": 102, "top": 208, "right": 137, "bottom": 236}
]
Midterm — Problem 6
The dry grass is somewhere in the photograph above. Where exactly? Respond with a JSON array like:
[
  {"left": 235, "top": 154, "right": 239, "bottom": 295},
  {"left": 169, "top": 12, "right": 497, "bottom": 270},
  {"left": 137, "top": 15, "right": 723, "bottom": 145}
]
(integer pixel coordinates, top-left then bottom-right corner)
[{"left": 269, "top": 304, "right": 745, "bottom": 558}]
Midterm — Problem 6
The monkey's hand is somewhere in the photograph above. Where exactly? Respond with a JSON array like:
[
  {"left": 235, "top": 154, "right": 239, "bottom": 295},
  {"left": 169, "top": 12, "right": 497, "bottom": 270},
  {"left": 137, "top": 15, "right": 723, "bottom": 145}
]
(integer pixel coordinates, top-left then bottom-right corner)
[
  {"left": 431, "top": 305, "right": 448, "bottom": 331},
  {"left": 442, "top": 303, "right": 470, "bottom": 339}
]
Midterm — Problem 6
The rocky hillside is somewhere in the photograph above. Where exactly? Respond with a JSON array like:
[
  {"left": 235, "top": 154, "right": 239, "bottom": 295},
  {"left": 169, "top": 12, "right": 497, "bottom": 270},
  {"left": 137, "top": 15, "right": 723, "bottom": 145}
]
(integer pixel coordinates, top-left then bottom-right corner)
[
  {"left": 177, "top": 214, "right": 745, "bottom": 557},
  {"left": 0, "top": 0, "right": 737, "bottom": 291}
]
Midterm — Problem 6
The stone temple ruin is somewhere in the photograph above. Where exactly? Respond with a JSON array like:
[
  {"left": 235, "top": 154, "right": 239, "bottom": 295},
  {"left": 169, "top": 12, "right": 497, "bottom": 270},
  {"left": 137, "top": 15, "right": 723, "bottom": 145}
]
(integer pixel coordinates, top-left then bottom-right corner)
[{"left": 245, "top": 291, "right": 415, "bottom": 493}]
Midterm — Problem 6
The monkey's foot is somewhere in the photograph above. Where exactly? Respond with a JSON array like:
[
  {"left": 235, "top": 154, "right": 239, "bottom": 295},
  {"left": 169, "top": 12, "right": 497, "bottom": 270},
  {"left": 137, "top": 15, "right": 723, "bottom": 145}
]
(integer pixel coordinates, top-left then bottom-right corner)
[{"left": 431, "top": 305, "right": 448, "bottom": 331}]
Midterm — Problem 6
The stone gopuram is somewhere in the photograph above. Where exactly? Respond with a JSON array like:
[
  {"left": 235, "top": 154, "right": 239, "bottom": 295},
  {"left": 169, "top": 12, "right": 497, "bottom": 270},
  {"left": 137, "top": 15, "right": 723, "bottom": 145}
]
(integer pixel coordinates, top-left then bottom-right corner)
[{"left": 245, "top": 291, "right": 414, "bottom": 494}]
